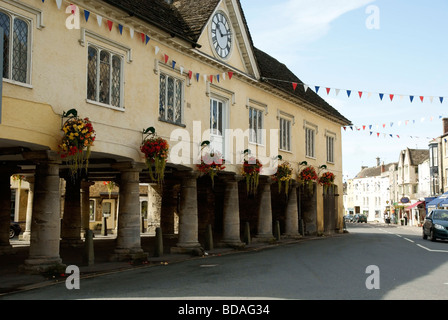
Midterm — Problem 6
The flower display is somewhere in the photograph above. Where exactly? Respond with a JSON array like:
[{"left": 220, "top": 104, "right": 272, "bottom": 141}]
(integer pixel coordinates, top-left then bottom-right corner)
[
  {"left": 140, "top": 128, "right": 169, "bottom": 185},
  {"left": 272, "top": 161, "right": 293, "bottom": 195},
  {"left": 196, "top": 151, "right": 226, "bottom": 188},
  {"left": 298, "top": 165, "right": 318, "bottom": 193},
  {"left": 103, "top": 181, "right": 116, "bottom": 198},
  {"left": 58, "top": 116, "right": 96, "bottom": 177},
  {"left": 242, "top": 156, "right": 262, "bottom": 195},
  {"left": 318, "top": 171, "right": 336, "bottom": 193}
]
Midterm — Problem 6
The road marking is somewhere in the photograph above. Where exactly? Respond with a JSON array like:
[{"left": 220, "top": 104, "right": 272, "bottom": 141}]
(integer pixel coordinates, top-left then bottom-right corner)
[
  {"left": 404, "top": 238, "right": 414, "bottom": 243},
  {"left": 417, "top": 244, "right": 448, "bottom": 253}
]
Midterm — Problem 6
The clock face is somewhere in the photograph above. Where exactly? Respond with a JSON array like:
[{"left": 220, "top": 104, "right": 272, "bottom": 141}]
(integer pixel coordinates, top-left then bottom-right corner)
[{"left": 211, "top": 12, "right": 232, "bottom": 59}]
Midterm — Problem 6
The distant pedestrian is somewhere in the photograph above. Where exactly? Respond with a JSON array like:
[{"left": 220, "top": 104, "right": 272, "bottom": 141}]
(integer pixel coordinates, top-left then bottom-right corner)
[{"left": 404, "top": 213, "right": 408, "bottom": 226}]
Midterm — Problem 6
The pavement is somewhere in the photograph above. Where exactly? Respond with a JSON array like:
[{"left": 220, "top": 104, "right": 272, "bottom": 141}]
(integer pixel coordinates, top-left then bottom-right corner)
[{"left": 0, "top": 231, "right": 323, "bottom": 297}]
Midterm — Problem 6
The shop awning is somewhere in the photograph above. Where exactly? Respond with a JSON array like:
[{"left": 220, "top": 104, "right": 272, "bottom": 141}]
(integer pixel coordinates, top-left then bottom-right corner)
[
  {"left": 405, "top": 201, "right": 424, "bottom": 211},
  {"left": 426, "top": 192, "right": 448, "bottom": 209}
]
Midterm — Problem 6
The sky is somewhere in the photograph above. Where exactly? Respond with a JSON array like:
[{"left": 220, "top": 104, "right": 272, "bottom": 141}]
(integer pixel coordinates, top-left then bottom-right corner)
[{"left": 239, "top": 0, "right": 448, "bottom": 180}]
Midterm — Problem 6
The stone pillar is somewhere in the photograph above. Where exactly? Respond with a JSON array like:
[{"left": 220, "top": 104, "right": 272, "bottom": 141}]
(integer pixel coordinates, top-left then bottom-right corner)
[
  {"left": 21, "top": 151, "right": 64, "bottom": 273},
  {"left": 21, "top": 176, "right": 34, "bottom": 241},
  {"left": 220, "top": 173, "right": 245, "bottom": 248},
  {"left": 254, "top": 176, "right": 274, "bottom": 242},
  {"left": 61, "top": 175, "right": 83, "bottom": 247},
  {"left": 110, "top": 162, "right": 147, "bottom": 261},
  {"left": 0, "top": 168, "right": 15, "bottom": 255},
  {"left": 171, "top": 171, "right": 202, "bottom": 254},
  {"left": 284, "top": 180, "right": 301, "bottom": 238},
  {"left": 80, "top": 180, "right": 95, "bottom": 236}
]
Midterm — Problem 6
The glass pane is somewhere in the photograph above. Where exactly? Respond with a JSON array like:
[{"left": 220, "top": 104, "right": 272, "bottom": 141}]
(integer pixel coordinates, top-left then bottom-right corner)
[
  {"left": 159, "top": 74, "right": 166, "bottom": 119},
  {"left": 174, "top": 79, "right": 182, "bottom": 124},
  {"left": 111, "top": 55, "right": 121, "bottom": 107},
  {"left": 12, "top": 18, "right": 27, "bottom": 83},
  {"left": 141, "top": 201, "right": 148, "bottom": 219},
  {"left": 217, "top": 101, "right": 223, "bottom": 136},
  {"left": 0, "top": 12, "right": 10, "bottom": 79},
  {"left": 257, "top": 109, "right": 262, "bottom": 143},
  {"left": 211, "top": 99, "right": 217, "bottom": 133},
  {"left": 249, "top": 107, "right": 254, "bottom": 142},
  {"left": 167, "top": 76, "right": 174, "bottom": 122},
  {"left": 99, "top": 50, "right": 110, "bottom": 104},
  {"left": 87, "top": 46, "right": 97, "bottom": 101}
]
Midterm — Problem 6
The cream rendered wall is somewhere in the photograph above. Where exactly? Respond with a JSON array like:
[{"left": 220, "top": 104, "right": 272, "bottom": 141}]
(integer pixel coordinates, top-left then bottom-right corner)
[{"left": 1, "top": 0, "right": 346, "bottom": 232}]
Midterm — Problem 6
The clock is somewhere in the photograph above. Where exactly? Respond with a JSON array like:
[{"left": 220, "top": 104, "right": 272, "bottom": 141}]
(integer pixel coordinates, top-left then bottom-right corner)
[{"left": 211, "top": 11, "right": 232, "bottom": 59}]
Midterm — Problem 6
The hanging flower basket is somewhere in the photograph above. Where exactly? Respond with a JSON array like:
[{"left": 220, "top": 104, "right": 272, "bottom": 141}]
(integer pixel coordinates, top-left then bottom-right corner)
[
  {"left": 298, "top": 165, "right": 318, "bottom": 193},
  {"left": 103, "top": 181, "right": 116, "bottom": 199},
  {"left": 241, "top": 153, "right": 262, "bottom": 195},
  {"left": 58, "top": 114, "right": 96, "bottom": 177},
  {"left": 196, "top": 151, "right": 226, "bottom": 188},
  {"left": 272, "top": 161, "right": 293, "bottom": 196},
  {"left": 318, "top": 171, "right": 335, "bottom": 194},
  {"left": 140, "top": 127, "right": 169, "bottom": 185}
]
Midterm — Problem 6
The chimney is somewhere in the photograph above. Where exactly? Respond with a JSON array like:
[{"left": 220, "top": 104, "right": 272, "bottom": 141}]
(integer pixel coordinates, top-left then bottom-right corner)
[
  {"left": 443, "top": 118, "right": 448, "bottom": 135},
  {"left": 381, "top": 161, "right": 385, "bottom": 173},
  {"left": 376, "top": 157, "right": 380, "bottom": 167}
]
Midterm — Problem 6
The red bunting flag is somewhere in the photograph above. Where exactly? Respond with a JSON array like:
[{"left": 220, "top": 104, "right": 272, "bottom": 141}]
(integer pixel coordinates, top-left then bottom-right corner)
[
  {"left": 326, "top": 87, "right": 331, "bottom": 95},
  {"left": 188, "top": 70, "right": 192, "bottom": 79},
  {"left": 209, "top": 75, "right": 213, "bottom": 83},
  {"left": 164, "top": 54, "right": 169, "bottom": 64},
  {"left": 107, "top": 20, "right": 113, "bottom": 31},
  {"left": 141, "top": 33, "right": 145, "bottom": 43},
  {"left": 420, "top": 96, "right": 424, "bottom": 102},
  {"left": 292, "top": 82, "right": 298, "bottom": 91},
  {"left": 390, "top": 94, "right": 394, "bottom": 101},
  {"left": 358, "top": 91, "right": 363, "bottom": 98},
  {"left": 228, "top": 71, "right": 233, "bottom": 80}
]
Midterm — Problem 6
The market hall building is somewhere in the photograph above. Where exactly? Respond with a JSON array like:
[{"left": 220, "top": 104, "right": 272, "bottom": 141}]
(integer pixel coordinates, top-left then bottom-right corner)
[{"left": 0, "top": 0, "right": 351, "bottom": 272}]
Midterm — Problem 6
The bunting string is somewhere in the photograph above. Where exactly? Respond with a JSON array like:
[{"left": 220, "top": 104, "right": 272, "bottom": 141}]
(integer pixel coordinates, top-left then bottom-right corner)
[
  {"left": 261, "top": 77, "right": 447, "bottom": 105},
  {"left": 41, "top": 0, "right": 234, "bottom": 84}
]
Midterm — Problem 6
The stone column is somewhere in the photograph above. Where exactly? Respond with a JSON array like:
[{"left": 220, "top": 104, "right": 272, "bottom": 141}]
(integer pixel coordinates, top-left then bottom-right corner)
[
  {"left": 220, "top": 173, "right": 245, "bottom": 248},
  {"left": 284, "top": 180, "right": 301, "bottom": 238},
  {"left": 0, "top": 168, "right": 16, "bottom": 255},
  {"left": 21, "top": 176, "right": 34, "bottom": 241},
  {"left": 61, "top": 175, "right": 83, "bottom": 247},
  {"left": 254, "top": 176, "right": 274, "bottom": 242},
  {"left": 21, "top": 151, "right": 64, "bottom": 273},
  {"left": 80, "top": 180, "right": 95, "bottom": 236},
  {"left": 110, "top": 162, "right": 147, "bottom": 261},
  {"left": 171, "top": 171, "right": 202, "bottom": 254}
]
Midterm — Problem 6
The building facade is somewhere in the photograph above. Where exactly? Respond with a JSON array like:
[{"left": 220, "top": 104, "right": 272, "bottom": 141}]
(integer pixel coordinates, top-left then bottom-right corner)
[{"left": 0, "top": 0, "right": 350, "bottom": 272}]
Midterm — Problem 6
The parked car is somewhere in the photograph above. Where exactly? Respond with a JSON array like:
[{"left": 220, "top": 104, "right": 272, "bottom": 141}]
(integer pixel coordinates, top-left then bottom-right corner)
[
  {"left": 344, "top": 214, "right": 354, "bottom": 222},
  {"left": 353, "top": 214, "right": 367, "bottom": 223},
  {"left": 10, "top": 222, "right": 21, "bottom": 239},
  {"left": 423, "top": 209, "right": 448, "bottom": 241}
]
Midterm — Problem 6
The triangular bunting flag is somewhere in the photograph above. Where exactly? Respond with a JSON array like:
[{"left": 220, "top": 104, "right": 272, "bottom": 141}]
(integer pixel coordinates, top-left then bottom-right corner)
[
  {"left": 315, "top": 86, "right": 320, "bottom": 94},
  {"left": 326, "top": 87, "right": 331, "bottom": 95},
  {"left": 118, "top": 24, "right": 123, "bottom": 35},
  {"left": 172, "top": 60, "right": 176, "bottom": 69},
  {"left": 420, "top": 96, "right": 424, "bottom": 102},
  {"left": 210, "top": 75, "right": 214, "bottom": 83},
  {"left": 155, "top": 46, "right": 160, "bottom": 55},
  {"left": 141, "top": 33, "right": 145, "bottom": 43},
  {"left": 222, "top": 73, "right": 226, "bottom": 81},
  {"left": 440, "top": 97, "right": 444, "bottom": 104},
  {"left": 379, "top": 93, "right": 384, "bottom": 100},
  {"left": 56, "top": 0, "right": 62, "bottom": 9},
  {"left": 195, "top": 73, "right": 200, "bottom": 82},
  {"left": 304, "top": 84, "right": 309, "bottom": 92},
  {"left": 180, "top": 67, "right": 184, "bottom": 75},
  {"left": 358, "top": 91, "right": 363, "bottom": 98},
  {"left": 335, "top": 89, "right": 340, "bottom": 96},
  {"left": 292, "top": 82, "right": 298, "bottom": 91},
  {"left": 188, "top": 70, "right": 192, "bottom": 80},
  {"left": 107, "top": 20, "right": 113, "bottom": 31},
  {"left": 389, "top": 94, "right": 394, "bottom": 101},
  {"left": 228, "top": 71, "right": 233, "bottom": 80},
  {"left": 84, "top": 10, "right": 90, "bottom": 22},
  {"left": 216, "top": 74, "right": 220, "bottom": 83},
  {"left": 97, "top": 15, "right": 103, "bottom": 27},
  {"left": 346, "top": 90, "right": 351, "bottom": 97},
  {"left": 164, "top": 54, "right": 169, "bottom": 64},
  {"left": 146, "top": 35, "right": 150, "bottom": 44},
  {"left": 129, "top": 28, "right": 134, "bottom": 39},
  {"left": 409, "top": 95, "right": 414, "bottom": 102}
]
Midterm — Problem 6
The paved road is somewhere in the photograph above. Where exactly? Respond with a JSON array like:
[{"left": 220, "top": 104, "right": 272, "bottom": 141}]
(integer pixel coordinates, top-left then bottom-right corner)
[{"left": 2, "top": 223, "right": 448, "bottom": 300}]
